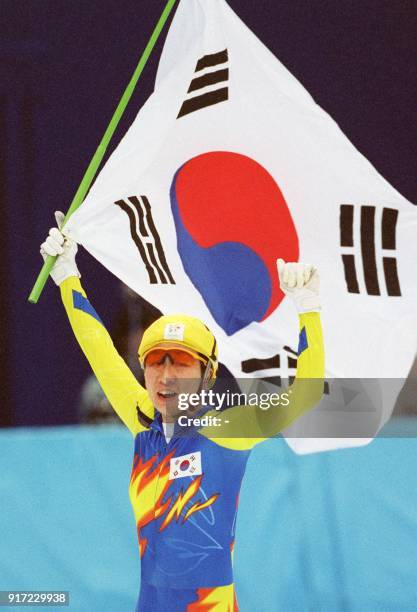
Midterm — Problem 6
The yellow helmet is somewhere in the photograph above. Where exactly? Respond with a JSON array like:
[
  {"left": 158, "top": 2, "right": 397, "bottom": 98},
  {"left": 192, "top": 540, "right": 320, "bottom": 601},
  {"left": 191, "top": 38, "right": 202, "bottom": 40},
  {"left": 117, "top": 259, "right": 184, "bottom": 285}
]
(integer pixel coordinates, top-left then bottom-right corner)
[{"left": 138, "top": 314, "right": 218, "bottom": 380}]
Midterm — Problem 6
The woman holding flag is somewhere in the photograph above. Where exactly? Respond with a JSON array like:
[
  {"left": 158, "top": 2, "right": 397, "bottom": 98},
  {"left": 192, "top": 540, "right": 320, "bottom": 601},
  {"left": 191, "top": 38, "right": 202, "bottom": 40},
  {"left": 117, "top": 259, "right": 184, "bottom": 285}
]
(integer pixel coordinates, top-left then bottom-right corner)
[{"left": 41, "top": 214, "right": 324, "bottom": 611}]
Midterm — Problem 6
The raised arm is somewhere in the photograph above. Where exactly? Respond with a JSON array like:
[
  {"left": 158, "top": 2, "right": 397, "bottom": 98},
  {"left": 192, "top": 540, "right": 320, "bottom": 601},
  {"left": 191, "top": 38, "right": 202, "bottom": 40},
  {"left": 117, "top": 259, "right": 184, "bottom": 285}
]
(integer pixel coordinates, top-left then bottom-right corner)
[
  {"left": 200, "top": 260, "right": 325, "bottom": 450},
  {"left": 41, "top": 212, "right": 154, "bottom": 436}
]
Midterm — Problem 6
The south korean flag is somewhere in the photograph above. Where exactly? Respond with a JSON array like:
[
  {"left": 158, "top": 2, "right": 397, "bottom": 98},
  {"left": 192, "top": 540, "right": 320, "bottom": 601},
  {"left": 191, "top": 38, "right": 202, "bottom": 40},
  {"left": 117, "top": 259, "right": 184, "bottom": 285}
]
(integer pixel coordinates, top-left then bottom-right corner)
[
  {"left": 169, "top": 451, "right": 202, "bottom": 480},
  {"left": 65, "top": 0, "right": 417, "bottom": 453}
]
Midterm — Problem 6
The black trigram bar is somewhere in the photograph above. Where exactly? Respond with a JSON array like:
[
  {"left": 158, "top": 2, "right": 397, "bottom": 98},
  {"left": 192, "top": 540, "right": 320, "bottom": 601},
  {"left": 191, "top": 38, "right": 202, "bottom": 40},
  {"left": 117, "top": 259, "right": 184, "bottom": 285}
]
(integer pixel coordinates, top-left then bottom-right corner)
[
  {"left": 340, "top": 204, "right": 354, "bottom": 247},
  {"left": 115, "top": 196, "right": 175, "bottom": 285},
  {"left": 241, "top": 355, "right": 280, "bottom": 373},
  {"left": 260, "top": 376, "right": 282, "bottom": 387},
  {"left": 242, "top": 353, "right": 330, "bottom": 395},
  {"left": 340, "top": 205, "right": 361, "bottom": 294},
  {"left": 241, "top": 350, "right": 296, "bottom": 375},
  {"left": 188, "top": 68, "right": 229, "bottom": 93},
  {"left": 381, "top": 207, "right": 400, "bottom": 295},
  {"left": 288, "top": 356, "right": 297, "bottom": 369},
  {"left": 382, "top": 208, "right": 398, "bottom": 249},
  {"left": 140, "top": 196, "right": 175, "bottom": 284},
  {"left": 383, "top": 257, "right": 401, "bottom": 296},
  {"left": 361, "top": 206, "right": 379, "bottom": 295},
  {"left": 178, "top": 49, "right": 229, "bottom": 119},
  {"left": 178, "top": 88, "right": 228, "bottom": 118},
  {"left": 283, "top": 345, "right": 297, "bottom": 356},
  {"left": 263, "top": 377, "right": 330, "bottom": 394},
  {"left": 341, "top": 254, "right": 360, "bottom": 294},
  {"left": 196, "top": 49, "right": 228, "bottom": 71},
  {"left": 260, "top": 377, "right": 330, "bottom": 394},
  {"left": 340, "top": 204, "right": 401, "bottom": 296}
]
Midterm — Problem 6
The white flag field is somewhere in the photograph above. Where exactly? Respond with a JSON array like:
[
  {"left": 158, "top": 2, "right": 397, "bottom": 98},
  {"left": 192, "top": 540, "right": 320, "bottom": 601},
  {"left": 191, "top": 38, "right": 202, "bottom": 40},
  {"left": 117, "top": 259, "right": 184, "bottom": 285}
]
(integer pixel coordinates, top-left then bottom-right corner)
[{"left": 64, "top": 0, "right": 417, "bottom": 453}]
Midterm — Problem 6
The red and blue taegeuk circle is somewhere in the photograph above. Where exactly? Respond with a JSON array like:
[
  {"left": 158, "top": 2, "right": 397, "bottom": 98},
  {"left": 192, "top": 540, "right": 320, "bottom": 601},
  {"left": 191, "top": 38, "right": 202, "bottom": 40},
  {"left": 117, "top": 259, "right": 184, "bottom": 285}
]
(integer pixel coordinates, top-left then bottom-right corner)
[{"left": 170, "top": 152, "right": 299, "bottom": 335}]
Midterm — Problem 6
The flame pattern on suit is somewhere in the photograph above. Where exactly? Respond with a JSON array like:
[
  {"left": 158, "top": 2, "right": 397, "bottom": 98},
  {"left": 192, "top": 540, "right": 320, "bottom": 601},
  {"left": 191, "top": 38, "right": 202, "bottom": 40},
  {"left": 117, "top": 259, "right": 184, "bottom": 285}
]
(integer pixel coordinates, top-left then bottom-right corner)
[
  {"left": 187, "top": 584, "right": 239, "bottom": 611},
  {"left": 130, "top": 449, "right": 219, "bottom": 557}
]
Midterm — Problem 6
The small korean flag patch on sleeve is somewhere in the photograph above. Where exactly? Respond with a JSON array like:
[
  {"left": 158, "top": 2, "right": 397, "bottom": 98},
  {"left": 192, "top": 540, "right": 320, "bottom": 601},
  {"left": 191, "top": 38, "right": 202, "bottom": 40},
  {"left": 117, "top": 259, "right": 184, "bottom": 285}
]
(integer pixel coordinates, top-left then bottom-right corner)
[
  {"left": 164, "top": 323, "right": 185, "bottom": 341},
  {"left": 169, "top": 451, "right": 202, "bottom": 480}
]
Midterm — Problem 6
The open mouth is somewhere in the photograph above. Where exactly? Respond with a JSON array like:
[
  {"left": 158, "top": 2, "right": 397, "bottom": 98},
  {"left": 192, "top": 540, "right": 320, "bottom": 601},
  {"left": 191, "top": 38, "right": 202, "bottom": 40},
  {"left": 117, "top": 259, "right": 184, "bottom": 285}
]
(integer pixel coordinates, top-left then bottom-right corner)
[{"left": 157, "top": 390, "right": 178, "bottom": 400}]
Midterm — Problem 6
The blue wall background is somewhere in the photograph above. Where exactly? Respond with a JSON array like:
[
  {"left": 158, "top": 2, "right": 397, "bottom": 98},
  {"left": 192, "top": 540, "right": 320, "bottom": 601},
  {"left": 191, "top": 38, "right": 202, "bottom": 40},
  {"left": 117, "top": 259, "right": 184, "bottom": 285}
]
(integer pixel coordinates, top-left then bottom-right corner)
[{"left": 1, "top": 423, "right": 416, "bottom": 611}]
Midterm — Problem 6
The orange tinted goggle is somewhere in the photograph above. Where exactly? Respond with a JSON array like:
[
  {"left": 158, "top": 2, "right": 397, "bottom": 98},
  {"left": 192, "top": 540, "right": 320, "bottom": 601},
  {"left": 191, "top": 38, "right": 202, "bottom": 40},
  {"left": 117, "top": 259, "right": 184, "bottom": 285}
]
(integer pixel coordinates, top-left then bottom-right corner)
[{"left": 144, "top": 349, "right": 207, "bottom": 368}]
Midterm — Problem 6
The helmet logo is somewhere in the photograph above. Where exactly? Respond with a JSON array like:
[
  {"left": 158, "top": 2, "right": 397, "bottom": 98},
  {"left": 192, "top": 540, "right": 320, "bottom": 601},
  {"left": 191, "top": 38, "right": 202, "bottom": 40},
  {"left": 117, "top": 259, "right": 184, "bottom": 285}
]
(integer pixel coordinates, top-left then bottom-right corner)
[{"left": 164, "top": 323, "right": 185, "bottom": 341}]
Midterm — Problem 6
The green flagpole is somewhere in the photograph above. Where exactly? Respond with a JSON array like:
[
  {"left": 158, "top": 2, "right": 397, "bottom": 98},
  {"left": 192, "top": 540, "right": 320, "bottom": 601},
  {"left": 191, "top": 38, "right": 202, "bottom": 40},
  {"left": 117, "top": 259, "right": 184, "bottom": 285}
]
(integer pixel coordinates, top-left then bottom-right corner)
[{"left": 29, "top": 0, "right": 178, "bottom": 304}]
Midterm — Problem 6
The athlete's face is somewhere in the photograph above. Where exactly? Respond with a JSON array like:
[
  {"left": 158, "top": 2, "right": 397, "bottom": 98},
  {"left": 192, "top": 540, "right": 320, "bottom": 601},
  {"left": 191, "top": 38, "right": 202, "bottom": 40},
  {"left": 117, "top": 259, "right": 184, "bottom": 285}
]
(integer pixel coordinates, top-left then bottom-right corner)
[{"left": 144, "top": 348, "right": 204, "bottom": 422}]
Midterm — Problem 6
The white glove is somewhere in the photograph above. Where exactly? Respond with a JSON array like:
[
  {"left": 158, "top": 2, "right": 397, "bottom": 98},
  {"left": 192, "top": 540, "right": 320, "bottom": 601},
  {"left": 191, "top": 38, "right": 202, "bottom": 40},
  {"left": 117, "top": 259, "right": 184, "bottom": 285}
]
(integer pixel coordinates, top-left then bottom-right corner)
[
  {"left": 277, "top": 259, "right": 320, "bottom": 313},
  {"left": 40, "top": 211, "right": 80, "bottom": 286}
]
